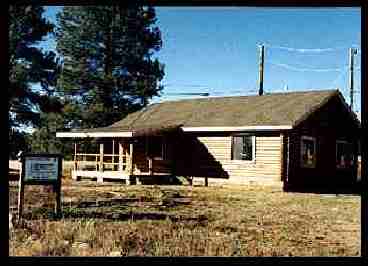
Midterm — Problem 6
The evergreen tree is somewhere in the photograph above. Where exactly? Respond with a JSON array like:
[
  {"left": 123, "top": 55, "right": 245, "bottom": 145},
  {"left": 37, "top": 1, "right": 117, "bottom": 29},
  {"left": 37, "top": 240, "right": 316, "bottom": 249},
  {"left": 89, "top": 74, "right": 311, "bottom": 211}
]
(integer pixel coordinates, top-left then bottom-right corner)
[
  {"left": 30, "top": 112, "right": 67, "bottom": 154},
  {"left": 8, "top": 129, "right": 31, "bottom": 159},
  {"left": 56, "top": 6, "right": 165, "bottom": 129},
  {"left": 9, "top": 5, "right": 61, "bottom": 158}
]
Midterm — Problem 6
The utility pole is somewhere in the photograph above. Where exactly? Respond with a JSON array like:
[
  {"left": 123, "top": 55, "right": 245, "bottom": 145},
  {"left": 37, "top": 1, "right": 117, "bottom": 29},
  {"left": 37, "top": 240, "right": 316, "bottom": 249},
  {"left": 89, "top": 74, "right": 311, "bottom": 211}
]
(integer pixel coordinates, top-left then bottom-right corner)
[
  {"left": 258, "top": 44, "right": 265, "bottom": 96},
  {"left": 349, "top": 47, "right": 358, "bottom": 110}
]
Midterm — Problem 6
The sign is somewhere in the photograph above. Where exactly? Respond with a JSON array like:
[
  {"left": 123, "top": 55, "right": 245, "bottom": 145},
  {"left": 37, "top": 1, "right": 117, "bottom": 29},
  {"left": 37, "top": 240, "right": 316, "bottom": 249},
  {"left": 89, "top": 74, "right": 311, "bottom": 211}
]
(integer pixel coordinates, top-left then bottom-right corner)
[
  {"left": 24, "top": 156, "right": 59, "bottom": 181},
  {"left": 18, "top": 153, "right": 63, "bottom": 221}
]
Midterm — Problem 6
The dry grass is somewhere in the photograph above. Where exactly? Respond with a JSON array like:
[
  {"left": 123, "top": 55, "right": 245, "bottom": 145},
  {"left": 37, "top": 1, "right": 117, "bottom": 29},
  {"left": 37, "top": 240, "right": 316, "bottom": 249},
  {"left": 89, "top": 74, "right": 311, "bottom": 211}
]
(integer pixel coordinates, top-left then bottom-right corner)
[{"left": 9, "top": 179, "right": 360, "bottom": 256}]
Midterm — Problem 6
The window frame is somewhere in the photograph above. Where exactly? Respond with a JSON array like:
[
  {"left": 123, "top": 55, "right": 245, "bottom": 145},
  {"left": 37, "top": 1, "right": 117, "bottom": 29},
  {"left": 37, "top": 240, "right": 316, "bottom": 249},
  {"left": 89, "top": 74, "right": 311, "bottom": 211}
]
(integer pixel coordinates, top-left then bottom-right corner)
[
  {"left": 336, "top": 140, "right": 354, "bottom": 169},
  {"left": 300, "top": 135, "right": 317, "bottom": 168},
  {"left": 231, "top": 134, "right": 256, "bottom": 162},
  {"left": 145, "top": 136, "right": 166, "bottom": 160}
]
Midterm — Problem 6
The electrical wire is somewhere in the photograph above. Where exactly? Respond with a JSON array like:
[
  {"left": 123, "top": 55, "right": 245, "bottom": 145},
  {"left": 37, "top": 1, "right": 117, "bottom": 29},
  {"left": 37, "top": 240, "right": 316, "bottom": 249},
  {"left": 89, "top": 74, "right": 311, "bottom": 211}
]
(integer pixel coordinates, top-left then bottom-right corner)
[
  {"left": 329, "top": 66, "right": 348, "bottom": 88},
  {"left": 268, "top": 61, "right": 343, "bottom": 72},
  {"left": 262, "top": 42, "right": 360, "bottom": 54}
]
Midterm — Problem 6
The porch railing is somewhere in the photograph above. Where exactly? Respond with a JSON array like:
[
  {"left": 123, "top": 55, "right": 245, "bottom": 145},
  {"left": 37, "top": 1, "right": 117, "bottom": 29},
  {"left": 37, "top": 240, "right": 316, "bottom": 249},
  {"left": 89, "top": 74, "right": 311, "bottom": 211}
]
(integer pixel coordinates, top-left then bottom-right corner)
[{"left": 74, "top": 153, "right": 127, "bottom": 172}]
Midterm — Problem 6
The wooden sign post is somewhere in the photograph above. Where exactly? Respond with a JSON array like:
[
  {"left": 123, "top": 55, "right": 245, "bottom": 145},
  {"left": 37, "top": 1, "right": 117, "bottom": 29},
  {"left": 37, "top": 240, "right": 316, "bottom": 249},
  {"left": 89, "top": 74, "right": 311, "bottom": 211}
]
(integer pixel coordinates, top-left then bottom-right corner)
[{"left": 17, "top": 153, "right": 63, "bottom": 221}]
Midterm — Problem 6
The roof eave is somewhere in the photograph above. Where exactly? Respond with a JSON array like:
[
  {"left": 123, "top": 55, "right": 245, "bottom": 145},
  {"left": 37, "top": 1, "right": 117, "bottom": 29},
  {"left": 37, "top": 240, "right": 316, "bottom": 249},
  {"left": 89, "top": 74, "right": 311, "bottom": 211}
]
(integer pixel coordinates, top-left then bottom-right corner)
[
  {"left": 56, "top": 132, "right": 134, "bottom": 138},
  {"left": 56, "top": 125, "right": 293, "bottom": 138},
  {"left": 182, "top": 126, "right": 293, "bottom": 132}
]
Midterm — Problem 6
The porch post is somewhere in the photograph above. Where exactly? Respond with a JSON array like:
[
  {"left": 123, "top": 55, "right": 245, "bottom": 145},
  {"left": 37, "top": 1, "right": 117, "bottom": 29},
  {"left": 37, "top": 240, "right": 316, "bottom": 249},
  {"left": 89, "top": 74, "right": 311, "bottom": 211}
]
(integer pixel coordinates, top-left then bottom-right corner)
[
  {"left": 125, "top": 144, "right": 129, "bottom": 168},
  {"left": 118, "top": 140, "right": 123, "bottom": 172},
  {"left": 148, "top": 158, "right": 153, "bottom": 175},
  {"left": 127, "top": 141, "right": 138, "bottom": 185},
  {"left": 129, "top": 142, "right": 134, "bottom": 176},
  {"left": 73, "top": 142, "right": 77, "bottom": 171},
  {"left": 98, "top": 142, "right": 104, "bottom": 183},
  {"left": 147, "top": 136, "right": 153, "bottom": 175},
  {"left": 112, "top": 139, "right": 115, "bottom": 170},
  {"left": 72, "top": 142, "right": 78, "bottom": 180}
]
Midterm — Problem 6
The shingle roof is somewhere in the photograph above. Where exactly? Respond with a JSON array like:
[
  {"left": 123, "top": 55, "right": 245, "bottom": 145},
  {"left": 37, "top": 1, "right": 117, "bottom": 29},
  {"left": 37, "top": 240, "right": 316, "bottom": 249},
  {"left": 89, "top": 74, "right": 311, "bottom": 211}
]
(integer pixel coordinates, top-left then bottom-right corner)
[
  {"left": 111, "top": 89, "right": 340, "bottom": 128},
  {"left": 71, "top": 89, "right": 356, "bottom": 134}
]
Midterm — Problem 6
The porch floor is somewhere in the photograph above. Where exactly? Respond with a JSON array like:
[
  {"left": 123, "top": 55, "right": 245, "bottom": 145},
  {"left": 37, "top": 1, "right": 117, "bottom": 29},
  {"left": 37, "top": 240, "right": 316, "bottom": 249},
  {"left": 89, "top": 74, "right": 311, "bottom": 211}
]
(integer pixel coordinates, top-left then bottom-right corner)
[
  {"left": 72, "top": 170, "right": 129, "bottom": 180},
  {"left": 72, "top": 170, "right": 172, "bottom": 183}
]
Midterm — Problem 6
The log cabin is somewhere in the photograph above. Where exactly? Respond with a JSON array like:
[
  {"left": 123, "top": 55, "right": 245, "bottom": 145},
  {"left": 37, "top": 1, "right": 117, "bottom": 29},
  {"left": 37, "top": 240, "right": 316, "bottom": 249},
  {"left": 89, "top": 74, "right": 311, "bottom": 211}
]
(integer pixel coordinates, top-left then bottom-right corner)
[{"left": 56, "top": 89, "right": 361, "bottom": 189}]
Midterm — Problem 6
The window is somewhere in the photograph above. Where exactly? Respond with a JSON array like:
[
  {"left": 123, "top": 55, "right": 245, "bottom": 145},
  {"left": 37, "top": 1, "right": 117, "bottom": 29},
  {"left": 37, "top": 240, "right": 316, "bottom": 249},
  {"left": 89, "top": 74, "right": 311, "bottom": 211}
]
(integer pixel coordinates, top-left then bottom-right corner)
[
  {"left": 232, "top": 135, "right": 255, "bottom": 161},
  {"left": 146, "top": 136, "right": 165, "bottom": 160},
  {"left": 300, "top": 136, "right": 316, "bottom": 168},
  {"left": 336, "top": 141, "right": 354, "bottom": 168}
]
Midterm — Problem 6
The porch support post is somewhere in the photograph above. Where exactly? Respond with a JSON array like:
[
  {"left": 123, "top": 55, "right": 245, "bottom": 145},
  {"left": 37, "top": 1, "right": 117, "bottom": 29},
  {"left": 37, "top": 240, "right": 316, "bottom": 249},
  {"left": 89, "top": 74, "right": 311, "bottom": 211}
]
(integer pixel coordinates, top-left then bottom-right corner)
[
  {"left": 112, "top": 139, "right": 115, "bottom": 170},
  {"left": 146, "top": 135, "right": 153, "bottom": 176},
  {"left": 98, "top": 142, "right": 104, "bottom": 183},
  {"left": 125, "top": 144, "right": 129, "bottom": 168},
  {"left": 73, "top": 142, "right": 77, "bottom": 171},
  {"left": 129, "top": 142, "right": 134, "bottom": 176},
  {"left": 72, "top": 142, "right": 78, "bottom": 180},
  {"left": 118, "top": 140, "right": 123, "bottom": 172},
  {"left": 148, "top": 158, "right": 153, "bottom": 175},
  {"left": 126, "top": 141, "right": 134, "bottom": 185}
]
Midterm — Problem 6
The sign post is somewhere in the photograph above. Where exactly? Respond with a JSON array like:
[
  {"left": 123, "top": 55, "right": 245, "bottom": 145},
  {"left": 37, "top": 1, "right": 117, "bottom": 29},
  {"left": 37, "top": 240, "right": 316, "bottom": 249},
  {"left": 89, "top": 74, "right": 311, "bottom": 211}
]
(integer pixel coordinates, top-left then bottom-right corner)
[{"left": 17, "top": 153, "right": 63, "bottom": 221}]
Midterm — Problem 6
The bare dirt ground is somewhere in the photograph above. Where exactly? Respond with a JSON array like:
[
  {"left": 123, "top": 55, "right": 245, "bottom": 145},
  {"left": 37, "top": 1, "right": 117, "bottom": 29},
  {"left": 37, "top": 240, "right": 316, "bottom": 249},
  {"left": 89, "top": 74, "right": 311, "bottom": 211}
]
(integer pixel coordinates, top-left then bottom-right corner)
[{"left": 9, "top": 178, "right": 361, "bottom": 256}]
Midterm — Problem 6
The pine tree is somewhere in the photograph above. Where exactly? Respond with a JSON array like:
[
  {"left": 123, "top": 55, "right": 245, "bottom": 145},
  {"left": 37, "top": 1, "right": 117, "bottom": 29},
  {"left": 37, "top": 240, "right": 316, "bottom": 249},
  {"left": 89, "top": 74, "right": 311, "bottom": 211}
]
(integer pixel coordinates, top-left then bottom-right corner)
[
  {"left": 9, "top": 5, "right": 61, "bottom": 158},
  {"left": 56, "top": 6, "right": 165, "bottom": 129}
]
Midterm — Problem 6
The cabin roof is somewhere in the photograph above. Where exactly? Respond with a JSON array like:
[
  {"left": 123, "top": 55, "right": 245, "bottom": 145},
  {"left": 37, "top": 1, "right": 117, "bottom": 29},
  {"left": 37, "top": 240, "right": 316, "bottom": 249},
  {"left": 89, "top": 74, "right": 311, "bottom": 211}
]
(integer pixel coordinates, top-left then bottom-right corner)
[
  {"left": 101, "top": 89, "right": 348, "bottom": 129},
  {"left": 59, "top": 89, "right": 360, "bottom": 137}
]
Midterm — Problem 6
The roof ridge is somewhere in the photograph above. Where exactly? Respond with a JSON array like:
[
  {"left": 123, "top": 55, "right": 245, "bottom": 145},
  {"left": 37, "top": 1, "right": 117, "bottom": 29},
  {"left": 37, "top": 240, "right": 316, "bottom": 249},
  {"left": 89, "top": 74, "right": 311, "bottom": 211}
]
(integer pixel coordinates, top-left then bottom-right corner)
[{"left": 151, "top": 89, "right": 339, "bottom": 105}]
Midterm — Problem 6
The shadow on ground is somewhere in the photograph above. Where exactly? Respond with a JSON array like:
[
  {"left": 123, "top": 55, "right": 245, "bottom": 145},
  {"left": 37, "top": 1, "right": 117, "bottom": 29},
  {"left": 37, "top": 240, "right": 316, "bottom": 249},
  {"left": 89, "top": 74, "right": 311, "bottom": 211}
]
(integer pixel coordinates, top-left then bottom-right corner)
[
  {"left": 284, "top": 182, "right": 362, "bottom": 195},
  {"left": 18, "top": 195, "right": 206, "bottom": 224},
  {"left": 67, "top": 196, "right": 192, "bottom": 209},
  {"left": 20, "top": 208, "right": 207, "bottom": 224},
  {"left": 73, "top": 175, "right": 189, "bottom": 186}
]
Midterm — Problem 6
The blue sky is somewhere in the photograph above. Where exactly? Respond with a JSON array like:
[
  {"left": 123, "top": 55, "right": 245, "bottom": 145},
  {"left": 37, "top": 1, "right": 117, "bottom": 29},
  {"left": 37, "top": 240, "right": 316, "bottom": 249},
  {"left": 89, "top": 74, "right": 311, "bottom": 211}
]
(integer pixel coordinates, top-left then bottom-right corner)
[{"left": 40, "top": 6, "right": 362, "bottom": 113}]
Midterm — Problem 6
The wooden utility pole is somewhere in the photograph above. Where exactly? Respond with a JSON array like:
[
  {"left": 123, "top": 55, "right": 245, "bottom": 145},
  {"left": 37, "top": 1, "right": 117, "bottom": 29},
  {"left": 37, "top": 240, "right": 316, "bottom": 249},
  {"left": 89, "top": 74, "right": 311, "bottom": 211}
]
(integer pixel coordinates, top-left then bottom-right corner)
[
  {"left": 258, "top": 44, "right": 265, "bottom": 96},
  {"left": 349, "top": 48, "right": 358, "bottom": 110}
]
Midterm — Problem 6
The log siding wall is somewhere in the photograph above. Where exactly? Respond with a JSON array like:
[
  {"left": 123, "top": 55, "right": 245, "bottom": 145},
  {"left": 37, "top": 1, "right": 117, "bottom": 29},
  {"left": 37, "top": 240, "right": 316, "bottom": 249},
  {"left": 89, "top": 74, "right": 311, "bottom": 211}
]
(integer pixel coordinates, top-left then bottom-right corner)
[
  {"left": 177, "top": 133, "right": 283, "bottom": 185},
  {"left": 285, "top": 95, "right": 359, "bottom": 187},
  {"left": 127, "top": 133, "right": 284, "bottom": 185}
]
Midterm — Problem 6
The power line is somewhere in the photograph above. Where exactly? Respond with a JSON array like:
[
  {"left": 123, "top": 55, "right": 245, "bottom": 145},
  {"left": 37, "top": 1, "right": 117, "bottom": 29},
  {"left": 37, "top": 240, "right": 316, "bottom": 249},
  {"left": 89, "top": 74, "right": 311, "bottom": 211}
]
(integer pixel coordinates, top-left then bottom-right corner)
[
  {"left": 263, "top": 42, "right": 360, "bottom": 54},
  {"left": 330, "top": 67, "right": 348, "bottom": 88},
  {"left": 268, "top": 61, "right": 343, "bottom": 72},
  {"left": 164, "top": 92, "right": 210, "bottom": 96},
  {"left": 161, "top": 83, "right": 209, "bottom": 88},
  {"left": 160, "top": 88, "right": 258, "bottom": 98}
]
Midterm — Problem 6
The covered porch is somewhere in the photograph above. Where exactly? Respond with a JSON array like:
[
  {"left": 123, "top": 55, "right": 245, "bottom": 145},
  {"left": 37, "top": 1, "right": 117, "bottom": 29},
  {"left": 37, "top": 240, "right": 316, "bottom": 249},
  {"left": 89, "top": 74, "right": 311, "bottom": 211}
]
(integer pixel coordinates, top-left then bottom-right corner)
[{"left": 56, "top": 125, "right": 181, "bottom": 184}]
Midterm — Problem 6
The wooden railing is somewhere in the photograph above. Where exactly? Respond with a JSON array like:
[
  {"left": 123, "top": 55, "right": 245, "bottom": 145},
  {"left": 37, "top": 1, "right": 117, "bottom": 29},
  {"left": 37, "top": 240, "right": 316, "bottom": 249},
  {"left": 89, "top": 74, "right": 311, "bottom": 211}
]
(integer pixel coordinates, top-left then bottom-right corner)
[{"left": 74, "top": 153, "right": 127, "bottom": 172}]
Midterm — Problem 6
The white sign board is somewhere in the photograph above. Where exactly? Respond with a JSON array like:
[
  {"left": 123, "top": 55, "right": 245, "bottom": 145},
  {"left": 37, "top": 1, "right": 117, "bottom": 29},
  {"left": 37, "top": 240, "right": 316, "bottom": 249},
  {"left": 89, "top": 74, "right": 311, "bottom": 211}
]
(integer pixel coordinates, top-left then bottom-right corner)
[{"left": 24, "top": 156, "right": 59, "bottom": 181}]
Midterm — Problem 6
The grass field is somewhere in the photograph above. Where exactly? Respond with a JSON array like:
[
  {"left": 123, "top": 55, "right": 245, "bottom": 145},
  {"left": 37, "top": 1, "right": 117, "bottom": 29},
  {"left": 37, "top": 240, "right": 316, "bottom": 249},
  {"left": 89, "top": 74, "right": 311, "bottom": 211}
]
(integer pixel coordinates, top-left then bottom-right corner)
[{"left": 9, "top": 178, "right": 361, "bottom": 256}]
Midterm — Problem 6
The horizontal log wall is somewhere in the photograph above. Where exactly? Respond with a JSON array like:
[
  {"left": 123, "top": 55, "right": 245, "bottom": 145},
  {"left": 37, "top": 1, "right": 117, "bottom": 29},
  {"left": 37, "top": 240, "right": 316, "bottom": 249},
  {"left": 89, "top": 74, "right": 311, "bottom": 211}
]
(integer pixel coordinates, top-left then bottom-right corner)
[
  {"left": 192, "top": 134, "right": 282, "bottom": 184},
  {"left": 286, "top": 95, "right": 360, "bottom": 187}
]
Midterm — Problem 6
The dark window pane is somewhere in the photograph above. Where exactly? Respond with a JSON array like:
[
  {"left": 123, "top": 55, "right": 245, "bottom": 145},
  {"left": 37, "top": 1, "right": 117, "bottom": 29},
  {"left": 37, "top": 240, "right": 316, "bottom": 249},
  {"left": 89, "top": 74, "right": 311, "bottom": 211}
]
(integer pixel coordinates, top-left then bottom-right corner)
[
  {"left": 232, "top": 136, "right": 253, "bottom": 161},
  {"left": 336, "top": 142, "right": 353, "bottom": 168},
  {"left": 242, "top": 136, "right": 253, "bottom": 160},
  {"left": 232, "top": 136, "right": 243, "bottom": 160},
  {"left": 301, "top": 138, "right": 316, "bottom": 167}
]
